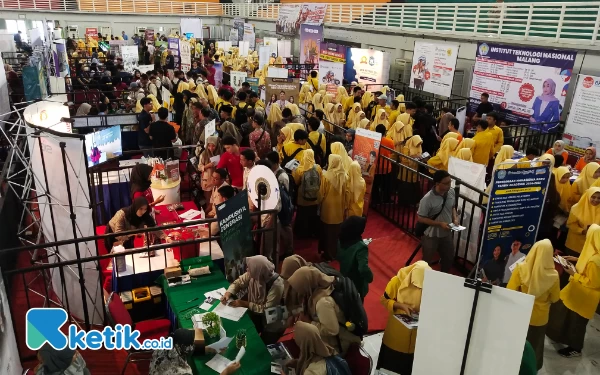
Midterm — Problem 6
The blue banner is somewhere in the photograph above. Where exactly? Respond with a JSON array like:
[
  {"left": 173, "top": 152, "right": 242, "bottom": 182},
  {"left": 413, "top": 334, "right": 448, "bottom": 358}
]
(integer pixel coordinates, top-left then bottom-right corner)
[
  {"left": 469, "top": 42, "right": 576, "bottom": 130},
  {"left": 480, "top": 166, "right": 551, "bottom": 264}
]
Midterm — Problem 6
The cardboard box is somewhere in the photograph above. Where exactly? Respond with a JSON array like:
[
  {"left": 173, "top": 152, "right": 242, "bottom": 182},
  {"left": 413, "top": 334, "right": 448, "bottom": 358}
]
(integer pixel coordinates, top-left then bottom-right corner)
[
  {"left": 194, "top": 328, "right": 205, "bottom": 354},
  {"left": 164, "top": 266, "right": 181, "bottom": 279}
]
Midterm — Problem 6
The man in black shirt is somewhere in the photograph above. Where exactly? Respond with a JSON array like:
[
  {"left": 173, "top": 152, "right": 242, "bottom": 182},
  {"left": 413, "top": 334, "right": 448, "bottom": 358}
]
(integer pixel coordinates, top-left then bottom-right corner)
[
  {"left": 413, "top": 100, "right": 438, "bottom": 155},
  {"left": 138, "top": 97, "right": 154, "bottom": 156},
  {"left": 147, "top": 107, "right": 177, "bottom": 160},
  {"left": 165, "top": 50, "right": 175, "bottom": 71},
  {"left": 474, "top": 92, "right": 494, "bottom": 122}
]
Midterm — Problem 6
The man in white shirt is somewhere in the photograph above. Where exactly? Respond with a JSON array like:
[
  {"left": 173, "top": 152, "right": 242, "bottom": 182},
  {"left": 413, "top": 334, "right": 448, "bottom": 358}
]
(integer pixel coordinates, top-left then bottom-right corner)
[{"left": 502, "top": 239, "right": 525, "bottom": 285}]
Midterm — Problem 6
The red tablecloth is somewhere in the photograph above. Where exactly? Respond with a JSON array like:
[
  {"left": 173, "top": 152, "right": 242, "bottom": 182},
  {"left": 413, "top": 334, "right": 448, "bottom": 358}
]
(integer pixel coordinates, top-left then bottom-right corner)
[{"left": 154, "top": 200, "right": 204, "bottom": 261}]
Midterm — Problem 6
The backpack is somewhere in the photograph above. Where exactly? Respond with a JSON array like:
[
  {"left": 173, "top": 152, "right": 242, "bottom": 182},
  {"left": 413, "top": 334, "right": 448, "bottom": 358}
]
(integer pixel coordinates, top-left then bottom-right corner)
[
  {"left": 234, "top": 103, "right": 247, "bottom": 128},
  {"left": 313, "top": 263, "right": 368, "bottom": 338},
  {"left": 325, "top": 355, "right": 352, "bottom": 375},
  {"left": 275, "top": 169, "right": 294, "bottom": 226},
  {"left": 306, "top": 132, "right": 325, "bottom": 167},
  {"left": 301, "top": 165, "right": 320, "bottom": 202}
]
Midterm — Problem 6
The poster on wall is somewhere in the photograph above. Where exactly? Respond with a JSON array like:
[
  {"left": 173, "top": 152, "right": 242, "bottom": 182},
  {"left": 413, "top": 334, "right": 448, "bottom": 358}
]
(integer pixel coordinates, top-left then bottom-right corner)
[
  {"left": 410, "top": 41, "right": 459, "bottom": 97},
  {"left": 299, "top": 24, "right": 322, "bottom": 66},
  {"left": 563, "top": 74, "right": 600, "bottom": 154},
  {"left": 469, "top": 42, "right": 577, "bottom": 128},
  {"left": 319, "top": 60, "right": 344, "bottom": 86},
  {"left": 352, "top": 128, "right": 382, "bottom": 215},
  {"left": 276, "top": 4, "right": 302, "bottom": 36},
  {"left": 320, "top": 42, "right": 347, "bottom": 63},
  {"left": 230, "top": 71, "right": 248, "bottom": 92},
  {"left": 349, "top": 48, "right": 391, "bottom": 85},
  {"left": 298, "top": 4, "right": 328, "bottom": 25},
  {"left": 265, "top": 78, "right": 300, "bottom": 108},
  {"left": 245, "top": 77, "right": 259, "bottom": 94},
  {"left": 109, "top": 39, "right": 126, "bottom": 57},
  {"left": 479, "top": 166, "right": 550, "bottom": 275},
  {"left": 121, "top": 45, "right": 140, "bottom": 73},
  {"left": 85, "top": 27, "right": 98, "bottom": 40},
  {"left": 179, "top": 40, "right": 191, "bottom": 73},
  {"left": 217, "top": 189, "right": 253, "bottom": 283}
]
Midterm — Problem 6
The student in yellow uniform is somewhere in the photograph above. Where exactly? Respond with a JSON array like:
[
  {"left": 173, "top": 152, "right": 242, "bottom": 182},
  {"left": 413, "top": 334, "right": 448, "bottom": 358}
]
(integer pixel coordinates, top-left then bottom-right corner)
[
  {"left": 486, "top": 112, "right": 504, "bottom": 154},
  {"left": 377, "top": 261, "right": 432, "bottom": 373},
  {"left": 565, "top": 187, "right": 600, "bottom": 256},
  {"left": 346, "top": 161, "right": 366, "bottom": 218},
  {"left": 455, "top": 148, "right": 473, "bottom": 162},
  {"left": 318, "top": 154, "right": 348, "bottom": 260},
  {"left": 398, "top": 135, "right": 424, "bottom": 205},
  {"left": 330, "top": 141, "right": 352, "bottom": 173},
  {"left": 346, "top": 102, "right": 362, "bottom": 129},
  {"left": 308, "top": 70, "right": 320, "bottom": 93},
  {"left": 555, "top": 166, "right": 573, "bottom": 214},
  {"left": 507, "top": 239, "right": 560, "bottom": 369},
  {"left": 517, "top": 147, "right": 540, "bottom": 168},
  {"left": 344, "top": 86, "right": 362, "bottom": 114},
  {"left": 427, "top": 138, "right": 459, "bottom": 171},
  {"left": 388, "top": 100, "right": 401, "bottom": 128},
  {"left": 547, "top": 224, "right": 600, "bottom": 358},
  {"left": 371, "top": 94, "right": 391, "bottom": 120},
  {"left": 453, "top": 138, "right": 475, "bottom": 157},
  {"left": 387, "top": 118, "right": 413, "bottom": 153},
  {"left": 292, "top": 149, "right": 322, "bottom": 238},
  {"left": 277, "top": 127, "right": 293, "bottom": 155},
  {"left": 336, "top": 86, "right": 349, "bottom": 105},
  {"left": 361, "top": 91, "right": 374, "bottom": 113},
  {"left": 370, "top": 108, "right": 390, "bottom": 131},
  {"left": 494, "top": 145, "right": 516, "bottom": 169},
  {"left": 281, "top": 129, "right": 309, "bottom": 165},
  {"left": 569, "top": 162, "right": 600, "bottom": 207},
  {"left": 471, "top": 120, "right": 495, "bottom": 166}
]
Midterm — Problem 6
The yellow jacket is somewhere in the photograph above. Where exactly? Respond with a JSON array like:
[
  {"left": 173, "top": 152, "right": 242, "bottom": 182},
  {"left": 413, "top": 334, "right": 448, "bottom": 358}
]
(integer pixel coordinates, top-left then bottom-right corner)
[
  {"left": 319, "top": 173, "right": 346, "bottom": 225},
  {"left": 308, "top": 131, "right": 326, "bottom": 156},
  {"left": 388, "top": 110, "right": 400, "bottom": 128},
  {"left": 472, "top": 131, "right": 495, "bottom": 166},
  {"left": 280, "top": 142, "right": 307, "bottom": 165},
  {"left": 561, "top": 259, "right": 600, "bottom": 319},
  {"left": 380, "top": 276, "right": 418, "bottom": 353},
  {"left": 507, "top": 266, "right": 560, "bottom": 326},
  {"left": 486, "top": 125, "right": 504, "bottom": 154}
]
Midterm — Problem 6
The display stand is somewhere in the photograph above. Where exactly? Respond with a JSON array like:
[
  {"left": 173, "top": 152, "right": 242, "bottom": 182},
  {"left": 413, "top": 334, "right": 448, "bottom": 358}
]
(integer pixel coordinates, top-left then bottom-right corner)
[{"left": 459, "top": 278, "right": 492, "bottom": 375}]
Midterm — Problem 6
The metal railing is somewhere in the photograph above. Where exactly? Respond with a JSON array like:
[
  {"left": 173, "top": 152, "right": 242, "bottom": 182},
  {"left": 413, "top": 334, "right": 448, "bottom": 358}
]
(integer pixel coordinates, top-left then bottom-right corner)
[{"left": 1, "top": 2, "right": 599, "bottom": 46}]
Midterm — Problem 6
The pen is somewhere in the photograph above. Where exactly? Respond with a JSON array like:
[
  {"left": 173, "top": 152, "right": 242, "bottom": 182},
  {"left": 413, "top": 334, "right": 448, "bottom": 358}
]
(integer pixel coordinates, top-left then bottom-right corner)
[{"left": 186, "top": 297, "right": 199, "bottom": 304}]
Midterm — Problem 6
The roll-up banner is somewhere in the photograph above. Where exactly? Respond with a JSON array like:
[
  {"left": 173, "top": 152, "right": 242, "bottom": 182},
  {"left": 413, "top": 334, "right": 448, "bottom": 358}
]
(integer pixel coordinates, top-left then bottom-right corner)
[
  {"left": 299, "top": 24, "right": 322, "bottom": 67},
  {"left": 469, "top": 42, "right": 576, "bottom": 130}
]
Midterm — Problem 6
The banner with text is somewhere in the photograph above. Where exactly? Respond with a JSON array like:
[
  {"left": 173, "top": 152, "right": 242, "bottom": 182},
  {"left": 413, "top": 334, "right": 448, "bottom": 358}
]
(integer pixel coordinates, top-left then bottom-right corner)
[
  {"left": 480, "top": 166, "right": 550, "bottom": 265},
  {"left": 298, "top": 3, "right": 327, "bottom": 25},
  {"left": 469, "top": 42, "right": 576, "bottom": 128},
  {"left": 276, "top": 4, "right": 302, "bottom": 36},
  {"left": 320, "top": 42, "right": 347, "bottom": 63},
  {"left": 410, "top": 41, "right": 459, "bottom": 97},
  {"left": 85, "top": 27, "right": 98, "bottom": 41},
  {"left": 265, "top": 78, "right": 300, "bottom": 109},
  {"left": 168, "top": 37, "right": 181, "bottom": 69},
  {"left": 319, "top": 60, "right": 344, "bottom": 87},
  {"left": 230, "top": 71, "right": 248, "bottom": 92},
  {"left": 299, "top": 24, "right": 322, "bottom": 67},
  {"left": 233, "top": 18, "right": 245, "bottom": 45},
  {"left": 563, "top": 74, "right": 600, "bottom": 154},
  {"left": 179, "top": 40, "right": 191, "bottom": 73},
  {"left": 352, "top": 128, "right": 382, "bottom": 215},
  {"left": 348, "top": 48, "right": 391, "bottom": 85},
  {"left": 216, "top": 189, "right": 253, "bottom": 282}
]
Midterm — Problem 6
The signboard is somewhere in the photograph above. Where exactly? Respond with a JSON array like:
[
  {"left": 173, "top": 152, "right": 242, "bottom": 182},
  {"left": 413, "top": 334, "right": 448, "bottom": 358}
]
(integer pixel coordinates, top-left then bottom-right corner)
[
  {"left": 410, "top": 41, "right": 459, "bottom": 97},
  {"left": 259, "top": 45, "right": 271, "bottom": 70},
  {"left": 352, "top": 128, "right": 382, "bottom": 215},
  {"left": 320, "top": 42, "right": 347, "bottom": 63},
  {"left": 469, "top": 42, "right": 577, "bottom": 126},
  {"left": 179, "top": 39, "right": 191, "bottom": 73},
  {"left": 230, "top": 71, "right": 248, "bottom": 92},
  {"left": 267, "top": 67, "right": 289, "bottom": 79},
  {"left": 245, "top": 77, "right": 259, "bottom": 94},
  {"left": 299, "top": 24, "right": 322, "bottom": 66},
  {"left": 264, "top": 37, "right": 278, "bottom": 58},
  {"left": 479, "top": 165, "right": 551, "bottom": 264},
  {"left": 349, "top": 48, "right": 391, "bottom": 85},
  {"left": 319, "top": 60, "right": 344, "bottom": 86},
  {"left": 276, "top": 4, "right": 302, "bottom": 36},
  {"left": 563, "top": 74, "right": 600, "bottom": 154},
  {"left": 216, "top": 190, "right": 253, "bottom": 283},
  {"left": 85, "top": 27, "right": 98, "bottom": 40},
  {"left": 265, "top": 78, "right": 300, "bottom": 109},
  {"left": 120, "top": 45, "right": 139, "bottom": 73},
  {"left": 243, "top": 23, "right": 255, "bottom": 50},
  {"left": 239, "top": 41, "right": 250, "bottom": 58},
  {"left": 168, "top": 37, "right": 180, "bottom": 69},
  {"left": 277, "top": 40, "right": 292, "bottom": 58}
]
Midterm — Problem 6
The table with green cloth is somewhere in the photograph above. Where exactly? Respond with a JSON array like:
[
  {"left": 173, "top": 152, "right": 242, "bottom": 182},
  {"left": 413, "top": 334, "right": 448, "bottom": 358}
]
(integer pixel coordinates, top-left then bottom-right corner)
[{"left": 158, "top": 259, "right": 272, "bottom": 375}]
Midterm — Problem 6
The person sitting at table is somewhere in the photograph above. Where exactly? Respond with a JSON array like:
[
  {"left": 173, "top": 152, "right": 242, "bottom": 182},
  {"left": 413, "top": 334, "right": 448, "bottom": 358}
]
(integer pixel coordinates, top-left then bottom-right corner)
[
  {"left": 575, "top": 147, "right": 597, "bottom": 172},
  {"left": 149, "top": 328, "right": 241, "bottom": 375},
  {"left": 286, "top": 266, "right": 361, "bottom": 355},
  {"left": 130, "top": 163, "right": 165, "bottom": 208},
  {"left": 104, "top": 197, "right": 171, "bottom": 251},
  {"left": 197, "top": 136, "right": 223, "bottom": 209},
  {"left": 546, "top": 140, "right": 568, "bottom": 166},
  {"left": 221, "top": 255, "right": 285, "bottom": 345},
  {"left": 569, "top": 162, "right": 600, "bottom": 207},
  {"left": 206, "top": 168, "right": 229, "bottom": 218},
  {"left": 289, "top": 321, "right": 351, "bottom": 375}
]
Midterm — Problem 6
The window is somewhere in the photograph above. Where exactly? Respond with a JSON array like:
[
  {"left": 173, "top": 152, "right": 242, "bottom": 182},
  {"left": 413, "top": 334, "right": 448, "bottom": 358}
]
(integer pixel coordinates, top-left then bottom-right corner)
[{"left": 6, "top": 20, "right": 18, "bottom": 33}]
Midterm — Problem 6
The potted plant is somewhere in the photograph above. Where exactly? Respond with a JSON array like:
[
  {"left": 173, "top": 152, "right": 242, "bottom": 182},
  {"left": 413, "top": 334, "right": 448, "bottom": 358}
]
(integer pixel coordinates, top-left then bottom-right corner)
[
  {"left": 201, "top": 312, "right": 221, "bottom": 340},
  {"left": 235, "top": 329, "right": 247, "bottom": 349}
]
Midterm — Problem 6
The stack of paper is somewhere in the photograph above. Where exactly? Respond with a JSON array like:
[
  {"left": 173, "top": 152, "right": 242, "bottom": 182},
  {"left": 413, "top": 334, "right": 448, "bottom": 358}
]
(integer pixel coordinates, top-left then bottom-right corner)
[
  {"left": 213, "top": 303, "right": 247, "bottom": 322},
  {"left": 394, "top": 313, "right": 419, "bottom": 329},
  {"left": 191, "top": 313, "right": 208, "bottom": 330},
  {"left": 205, "top": 287, "right": 227, "bottom": 300},
  {"left": 179, "top": 209, "right": 202, "bottom": 220},
  {"left": 206, "top": 347, "right": 246, "bottom": 373}
]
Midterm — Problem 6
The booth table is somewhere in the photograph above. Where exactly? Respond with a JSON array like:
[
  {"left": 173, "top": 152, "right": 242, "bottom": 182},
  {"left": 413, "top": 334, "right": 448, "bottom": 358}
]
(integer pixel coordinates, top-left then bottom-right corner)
[{"left": 159, "top": 266, "right": 272, "bottom": 375}]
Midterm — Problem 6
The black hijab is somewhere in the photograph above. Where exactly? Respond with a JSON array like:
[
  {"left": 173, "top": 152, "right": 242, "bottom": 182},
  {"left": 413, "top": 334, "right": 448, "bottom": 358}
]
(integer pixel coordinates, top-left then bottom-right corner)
[
  {"left": 129, "top": 164, "right": 153, "bottom": 199},
  {"left": 339, "top": 216, "right": 367, "bottom": 249},
  {"left": 38, "top": 343, "right": 75, "bottom": 373},
  {"left": 126, "top": 196, "right": 155, "bottom": 228}
]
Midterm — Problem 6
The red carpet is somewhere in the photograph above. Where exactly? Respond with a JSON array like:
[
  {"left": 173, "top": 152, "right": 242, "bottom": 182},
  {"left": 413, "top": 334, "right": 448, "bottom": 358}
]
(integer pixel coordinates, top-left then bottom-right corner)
[{"left": 16, "top": 209, "right": 421, "bottom": 373}]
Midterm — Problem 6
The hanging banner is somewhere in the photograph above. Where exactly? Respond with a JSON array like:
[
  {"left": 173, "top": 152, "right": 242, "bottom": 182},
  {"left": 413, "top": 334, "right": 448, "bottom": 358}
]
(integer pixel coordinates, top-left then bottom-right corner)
[
  {"left": 276, "top": 4, "right": 302, "bottom": 36},
  {"left": 319, "top": 60, "right": 344, "bottom": 86},
  {"left": 563, "top": 74, "right": 600, "bottom": 154},
  {"left": 179, "top": 39, "right": 191, "bottom": 73},
  {"left": 480, "top": 166, "right": 551, "bottom": 267},
  {"left": 168, "top": 37, "right": 181, "bottom": 69},
  {"left": 245, "top": 77, "right": 260, "bottom": 94},
  {"left": 410, "top": 41, "right": 459, "bottom": 97},
  {"left": 230, "top": 71, "right": 248, "bottom": 92},
  {"left": 320, "top": 42, "right": 347, "bottom": 63},
  {"left": 145, "top": 28, "right": 155, "bottom": 43},
  {"left": 348, "top": 48, "right": 391, "bottom": 85},
  {"left": 243, "top": 23, "right": 255, "bottom": 50},
  {"left": 120, "top": 45, "right": 140, "bottom": 73},
  {"left": 233, "top": 18, "right": 245, "bottom": 46},
  {"left": 298, "top": 4, "right": 328, "bottom": 25},
  {"left": 216, "top": 189, "right": 253, "bottom": 283},
  {"left": 352, "top": 128, "right": 382, "bottom": 215},
  {"left": 265, "top": 78, "right": 300, "bottom": 109},
  {"left": 299, "top": 24, "right": 322, "bottom": 67},
  {"left": 85, "top": 27, "right": 98, "bottom": 41},
  {"left": 469, "top": 42, "right": 576, "bottom": 128}
]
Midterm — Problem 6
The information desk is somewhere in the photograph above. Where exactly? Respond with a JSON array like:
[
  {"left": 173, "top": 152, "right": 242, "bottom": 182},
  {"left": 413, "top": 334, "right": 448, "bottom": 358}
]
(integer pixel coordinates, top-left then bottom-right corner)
[
  {"left": 159, "top": 266, "right": 272, "bottom": 375},
  {"left": 112, "top": 248, "right": 178, "bottom": 292}
]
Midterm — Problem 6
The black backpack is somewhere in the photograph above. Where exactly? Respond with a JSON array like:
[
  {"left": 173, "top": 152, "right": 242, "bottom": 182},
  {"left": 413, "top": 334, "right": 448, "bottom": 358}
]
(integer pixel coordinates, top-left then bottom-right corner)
[
  {"left": 306, "top": 132, "right": 325, "bottom": 167},
  {"left": 275, "top": 170, "right": 294, "bottom": 226},
  {"left": 313, "top": 263, "right": 368, "bottom": 338},
  {"left": 234, "top": 103, "right": 247, "bottom": 128}
]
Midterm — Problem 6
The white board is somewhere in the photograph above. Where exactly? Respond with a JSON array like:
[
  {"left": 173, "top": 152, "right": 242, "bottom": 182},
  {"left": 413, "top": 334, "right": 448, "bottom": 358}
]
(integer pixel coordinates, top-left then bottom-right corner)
[
  {"left": 267, "top": 67, "right": 288, "bottom": 79},
  {"left": 413, "top": 270, "right": 534, "bottom": 375},
  {"left": 179, "top": 40, "right": 191, "bottom": 72},
  {"left": 564, "top": 74, "right": 600, "bottom": 153},
  {"left": 410, "top": 41, "right": 459, "bottom": 97},
  {"left": 238, "top": 41, "right": 250, "bottom": 58},
  {"left": 264, "top": 37, "right": 278, "bottom": 57}
]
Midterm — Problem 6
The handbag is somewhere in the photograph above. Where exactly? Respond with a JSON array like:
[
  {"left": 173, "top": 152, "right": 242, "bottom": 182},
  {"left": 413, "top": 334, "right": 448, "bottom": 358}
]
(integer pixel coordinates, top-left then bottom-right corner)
[{"left": 414, "top": 192, "right": 448, "bottom": 237}]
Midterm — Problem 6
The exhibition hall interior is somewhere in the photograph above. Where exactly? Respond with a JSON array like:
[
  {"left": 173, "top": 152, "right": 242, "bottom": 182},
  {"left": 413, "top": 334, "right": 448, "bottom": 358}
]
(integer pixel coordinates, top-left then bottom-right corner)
[{"left": 2, "top": 1, "right": 600, "bottom": 374}]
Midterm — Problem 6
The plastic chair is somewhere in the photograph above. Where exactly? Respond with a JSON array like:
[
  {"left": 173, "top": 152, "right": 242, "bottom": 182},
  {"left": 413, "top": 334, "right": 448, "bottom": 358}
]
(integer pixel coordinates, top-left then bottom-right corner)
[{"left": 105, "top": 291, "right": 171, "bottom": 374}]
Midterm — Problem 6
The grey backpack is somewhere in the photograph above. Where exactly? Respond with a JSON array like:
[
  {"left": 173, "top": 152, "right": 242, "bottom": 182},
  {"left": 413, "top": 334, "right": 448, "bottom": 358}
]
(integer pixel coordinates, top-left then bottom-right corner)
[{"left": 301, "top": 166, "right": 320, "bottom": 202}]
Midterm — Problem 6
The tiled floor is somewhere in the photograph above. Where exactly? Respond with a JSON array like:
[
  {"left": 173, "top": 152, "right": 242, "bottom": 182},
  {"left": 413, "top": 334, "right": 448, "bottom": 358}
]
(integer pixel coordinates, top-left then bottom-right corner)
[{"left": 363, "top": 314, "right": 600, "bottom": 375}]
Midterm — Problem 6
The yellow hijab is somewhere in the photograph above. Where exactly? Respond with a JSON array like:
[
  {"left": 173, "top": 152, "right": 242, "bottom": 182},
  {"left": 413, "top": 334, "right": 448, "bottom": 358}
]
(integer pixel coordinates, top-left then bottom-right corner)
[
  {"left": 397, "top": 113, "right": 413, "bottom": 128},
  {"left": 195, "top": 83, "right": 208, "bottom": 100},
  {"left": 396, "top": 261, "right": 431, "bottom": 308},
  {"left": 177, "top": 81, "right": 190, "bottom": 93},
  {"left": 570, "top": 187, "right": 600, "bottom": 232},
  {"left": 286, "top": 122, "right": 305, "bottom": 135},
  {"left": 361, "top": 91, "right": 374, "bottom": 110},
  {"left": 337, "top": 86, "right": 349, "bottom": 104},
  {"left": 207, "top": 85, "right": 218, "bottom": 106},
  {"left": 494, "top": 145, "right": 515, "bottom": 168},
  {"left": 388, "top": 120, "right": 413, "bottom": 145},
  {"left": 147, "top": 94, "right": 161, "bottom": 112},
  {"left": 516, "top": 239, "right": 558, "bottom": 297},
  {"left": 576, "top": 224, "right": 600, "bottom": 274},
  {"left": 372, "top": 108, "right": 390, "bottom": 130},
  {"left": 357, "top": 118, "right": 370, "bottom": 130},
  {"left": 297, "top": 149, "right": 316, "bottom": 175},
  {"left": 442, "top": 132, "right": 459, "bottom": 142},
  {"left": 323, "top": 154, "right": 347, "bottom": 191},
  {"left": 396, "top": 94, "right": 406, "bottom": 112},
  {"left": 348, "top": 161, "right": 366, "bottom": 201},
  {"left": 299, "top": 84, "right": 312, "bottom": 104},
  {"left": 323, "top": 93, "right": 334, "bottom": 108},
  {"left": 555, "top": 166, "right": 572, "bottom": 212},
  {"left": 268, "top": 103, "right": 283, "bottom": 125},
  {"left": 280, "top": 127, "right": 293, "bottom": 144},
  {"left": 436, "top": 138, "right": 460, "bottom": 169},
  {"left": 346, "top": 103, "right": 362, "bottom": 129},
  {"left": 406, "top": 135, "right": 423, "bottom": 156},
  {"left": 454, "top": 138, "right": 475, "bottom": 156},
  {"left": 575, "top": 162, "right": 600, "bottom": 193},
  {"left": 330, "top": 142, "right": 352, "bottom": 172},
  {"left": 537, "top": 153, "right": 555, "bottom": 171},
  {"left": 456, "top": 148, "right": 473, "bottom": 162},
  {"left": 312, "top": 93, "right": 324, "bottom": 111},
  {"left": 286, "top": 103, "right": 301, "bottom": 116}
]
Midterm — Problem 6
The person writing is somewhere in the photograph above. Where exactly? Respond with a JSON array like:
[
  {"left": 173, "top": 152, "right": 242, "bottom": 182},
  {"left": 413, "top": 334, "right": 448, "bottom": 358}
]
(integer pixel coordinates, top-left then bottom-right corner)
[
  {"left": 547, "top": 224, "right": 600, "bottom": 358},
  {"left": 507, "top": 239, "right": 560, "bottom": 369},
  {"left": 319, "top": 154, "right": 348, "bottom": 260},
  {"left": 337, "top": 216, "right": 373, "bottom": 301},
  {"left": 377, "top": 261, "right": 431, "bottom": 374}
]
